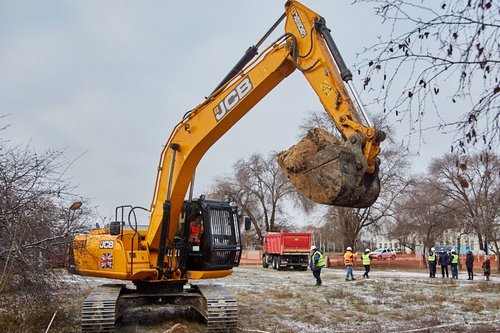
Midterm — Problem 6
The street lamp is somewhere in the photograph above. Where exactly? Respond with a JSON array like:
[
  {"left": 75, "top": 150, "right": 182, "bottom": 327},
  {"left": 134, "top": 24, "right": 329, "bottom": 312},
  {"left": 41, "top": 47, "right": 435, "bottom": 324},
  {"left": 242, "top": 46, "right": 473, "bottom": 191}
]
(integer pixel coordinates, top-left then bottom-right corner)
[
  {"left": 68, "top": 201, "right": 82, "bottom": 224},
  {"left": 70, "top": 201, "right": 82, "bottom": 211},
  {"left": 67, "top": 201, "right": 82, "bottom": 271}
]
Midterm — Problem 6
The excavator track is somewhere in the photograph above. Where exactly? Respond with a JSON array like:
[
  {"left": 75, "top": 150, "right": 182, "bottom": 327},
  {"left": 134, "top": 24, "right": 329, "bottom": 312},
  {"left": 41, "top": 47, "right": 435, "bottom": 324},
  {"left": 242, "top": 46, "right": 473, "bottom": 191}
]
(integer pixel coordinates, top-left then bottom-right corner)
[
  {"left": 196, "top": 284, "right": 238, "bottom": 333},
  {"left": 81, "top": 284, "right": 123, "bottom": 333},
  {"left": 80, "top": 283, "right": 236, "bottom": 332}
]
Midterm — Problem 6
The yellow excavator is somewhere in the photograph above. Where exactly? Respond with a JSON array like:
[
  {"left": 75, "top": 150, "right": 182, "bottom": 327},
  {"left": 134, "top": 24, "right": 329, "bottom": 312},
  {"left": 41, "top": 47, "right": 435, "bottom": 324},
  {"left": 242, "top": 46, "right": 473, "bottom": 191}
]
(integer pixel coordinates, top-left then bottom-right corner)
[{"left": 71, "top": 1, "right": 385, "bottom": 332}]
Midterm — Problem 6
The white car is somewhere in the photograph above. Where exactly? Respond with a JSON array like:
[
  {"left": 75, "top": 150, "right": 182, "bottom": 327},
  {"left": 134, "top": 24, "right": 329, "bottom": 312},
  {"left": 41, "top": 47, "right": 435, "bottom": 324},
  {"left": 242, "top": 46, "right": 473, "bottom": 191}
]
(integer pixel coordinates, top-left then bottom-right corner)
[{"left": 369, "top": 248, "right": 397, "bottom": 260}]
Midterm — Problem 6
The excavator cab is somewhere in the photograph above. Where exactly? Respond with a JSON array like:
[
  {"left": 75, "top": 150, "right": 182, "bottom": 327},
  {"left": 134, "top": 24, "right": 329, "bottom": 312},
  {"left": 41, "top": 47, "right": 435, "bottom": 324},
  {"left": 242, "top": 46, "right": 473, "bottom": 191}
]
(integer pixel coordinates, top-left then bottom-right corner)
[{"left": 178, "top": 198, "right": 242, "bottom": 272}]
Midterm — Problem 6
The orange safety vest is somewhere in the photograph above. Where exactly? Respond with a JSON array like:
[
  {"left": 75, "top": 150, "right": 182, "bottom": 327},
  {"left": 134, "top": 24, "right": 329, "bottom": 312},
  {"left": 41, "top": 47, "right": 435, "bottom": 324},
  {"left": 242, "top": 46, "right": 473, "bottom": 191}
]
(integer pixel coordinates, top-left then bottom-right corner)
[
  {"left": 189, "top": 222, "right": 204, "bottom": 244},
  {"left": 344, "top": 251, "right": 356, "bottom": 266}
]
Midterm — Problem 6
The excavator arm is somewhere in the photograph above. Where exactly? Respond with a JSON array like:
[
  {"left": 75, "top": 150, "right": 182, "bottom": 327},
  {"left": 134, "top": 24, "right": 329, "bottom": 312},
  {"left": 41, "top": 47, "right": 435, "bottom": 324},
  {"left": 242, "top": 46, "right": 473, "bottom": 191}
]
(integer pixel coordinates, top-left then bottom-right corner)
[{"left": 146, "top": 0, "right": 385, "bottom": 255}]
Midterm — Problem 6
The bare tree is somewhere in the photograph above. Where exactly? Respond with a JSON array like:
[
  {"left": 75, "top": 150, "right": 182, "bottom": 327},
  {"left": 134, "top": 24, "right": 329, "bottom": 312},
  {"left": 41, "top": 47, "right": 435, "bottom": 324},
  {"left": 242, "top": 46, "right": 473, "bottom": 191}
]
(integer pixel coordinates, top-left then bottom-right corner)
[
  {"left": 393, "top": 177, "right": 458, "bottom": 265},
  {"left": 210, "top": 153, "right": 313, "bottom": 242},
  {"left": 355, "top": 0, "right": 499, "bottom": 152},
  {"left": 0, "top": 121, "right": 94, "bottom": 332},
  {"left": 0, "top": 135, "right": 89, "bottom": 293},
  {"left": 387, "top": 217, "right": 418, "bottom": 253},
  {"left": 429, "top": 152, "right": 499, "bottom": 270}
]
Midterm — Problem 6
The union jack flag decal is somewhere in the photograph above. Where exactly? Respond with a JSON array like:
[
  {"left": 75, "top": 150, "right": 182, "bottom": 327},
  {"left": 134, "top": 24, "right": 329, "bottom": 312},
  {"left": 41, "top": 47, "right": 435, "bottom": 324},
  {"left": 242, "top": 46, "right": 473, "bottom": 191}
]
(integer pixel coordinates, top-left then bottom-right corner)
[{"left": 100, "top": 253, "right": 113, "bottom": 269}]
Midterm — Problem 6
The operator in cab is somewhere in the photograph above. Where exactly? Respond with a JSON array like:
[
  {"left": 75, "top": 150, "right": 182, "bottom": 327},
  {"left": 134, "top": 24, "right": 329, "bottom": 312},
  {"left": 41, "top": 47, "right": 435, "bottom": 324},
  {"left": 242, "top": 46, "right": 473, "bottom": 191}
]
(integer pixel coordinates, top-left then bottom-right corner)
[{"left": 189, "top": 214, "right": 204, "bottom": 251}]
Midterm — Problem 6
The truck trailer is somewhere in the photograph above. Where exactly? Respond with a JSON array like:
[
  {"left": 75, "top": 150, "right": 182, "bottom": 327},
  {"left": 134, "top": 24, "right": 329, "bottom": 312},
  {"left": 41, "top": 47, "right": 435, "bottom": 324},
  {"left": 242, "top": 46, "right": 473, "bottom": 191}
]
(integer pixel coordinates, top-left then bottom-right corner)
[{"left": 262, "top": 232, "right": 311, "bottom": 270}]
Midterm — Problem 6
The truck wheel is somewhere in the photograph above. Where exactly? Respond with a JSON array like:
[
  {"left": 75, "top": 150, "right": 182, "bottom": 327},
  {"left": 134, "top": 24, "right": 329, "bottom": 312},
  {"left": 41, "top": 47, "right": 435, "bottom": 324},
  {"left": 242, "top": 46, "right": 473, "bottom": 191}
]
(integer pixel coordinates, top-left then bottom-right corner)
[
  {"left": 276, "top": 256, "right": 282, "bottom": 271},
  {"left": 262, "top": 255, "right": 269, "bottom": 268},
  {"left": 272, "top": 257, "right": 278, "bottom": 269}
]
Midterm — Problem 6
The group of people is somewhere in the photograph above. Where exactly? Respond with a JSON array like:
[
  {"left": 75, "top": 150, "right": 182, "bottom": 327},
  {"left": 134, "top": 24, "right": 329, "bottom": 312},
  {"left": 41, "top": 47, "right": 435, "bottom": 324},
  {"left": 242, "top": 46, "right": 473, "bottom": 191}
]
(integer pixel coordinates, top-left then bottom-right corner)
[
  {"left": 309, "top": 246, "right": 372, "bottom": 285},
  {"left": 427, "top": 247, "right": 491, "bottom": 281},
  {"left": 310, "top": 246, "right": 493, "bottom": 286}
]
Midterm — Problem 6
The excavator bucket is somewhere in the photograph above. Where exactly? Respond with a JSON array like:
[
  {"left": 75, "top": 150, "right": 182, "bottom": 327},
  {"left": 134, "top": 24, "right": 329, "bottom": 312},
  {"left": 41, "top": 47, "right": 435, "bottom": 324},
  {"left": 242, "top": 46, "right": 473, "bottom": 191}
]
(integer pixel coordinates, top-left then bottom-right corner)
[{"left": 277, "top": 128, "right": 380, "bottom": 208}]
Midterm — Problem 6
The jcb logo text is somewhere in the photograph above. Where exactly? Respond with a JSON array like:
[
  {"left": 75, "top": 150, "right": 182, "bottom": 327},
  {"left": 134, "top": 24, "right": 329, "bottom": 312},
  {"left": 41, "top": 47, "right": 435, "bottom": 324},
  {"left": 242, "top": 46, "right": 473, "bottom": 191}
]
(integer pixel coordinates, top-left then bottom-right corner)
[
  {"left": 99, "top": 240, "right": 114, "bottom": 249},
  {"left": 213, "top": 77, "right": 253, "bottom": 122}
]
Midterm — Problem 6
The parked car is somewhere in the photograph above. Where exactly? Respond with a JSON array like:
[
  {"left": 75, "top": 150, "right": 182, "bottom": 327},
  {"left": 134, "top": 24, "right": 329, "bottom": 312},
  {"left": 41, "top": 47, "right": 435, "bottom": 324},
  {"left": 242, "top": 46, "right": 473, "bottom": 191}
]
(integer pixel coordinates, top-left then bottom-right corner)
[{"left": 369, "top": 248, "right": 397, "bottom": 260}]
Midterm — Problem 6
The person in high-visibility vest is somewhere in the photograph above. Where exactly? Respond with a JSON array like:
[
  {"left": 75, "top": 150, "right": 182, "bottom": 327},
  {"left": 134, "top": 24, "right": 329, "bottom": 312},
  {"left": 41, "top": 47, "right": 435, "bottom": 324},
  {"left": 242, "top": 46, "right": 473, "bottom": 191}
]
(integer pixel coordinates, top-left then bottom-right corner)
[
  {"left": 344, "top": 246, "right": 358, "bottom": 281},
  {"left": 310, "top": 245, "right": 326, "bottom": 286},
  {"left": 361, "top": 249, "right": 371, "bottom": 278},
  {"left": 450, "top": 249, "right": 459, "bottom": 279},
  {"left": 428, "top": 247, "right": 437, "bottom": 278}
]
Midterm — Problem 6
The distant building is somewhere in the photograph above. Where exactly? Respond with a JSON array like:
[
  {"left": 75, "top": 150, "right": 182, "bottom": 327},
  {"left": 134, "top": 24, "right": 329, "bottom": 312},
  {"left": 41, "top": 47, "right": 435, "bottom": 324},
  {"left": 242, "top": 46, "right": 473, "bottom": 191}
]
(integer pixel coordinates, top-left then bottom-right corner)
[
  {"left": 371, "top": 234, "right": 412, "bottom": 254},
  {"left": 365, "top": 226, "right": 488, "bottom": 255}
]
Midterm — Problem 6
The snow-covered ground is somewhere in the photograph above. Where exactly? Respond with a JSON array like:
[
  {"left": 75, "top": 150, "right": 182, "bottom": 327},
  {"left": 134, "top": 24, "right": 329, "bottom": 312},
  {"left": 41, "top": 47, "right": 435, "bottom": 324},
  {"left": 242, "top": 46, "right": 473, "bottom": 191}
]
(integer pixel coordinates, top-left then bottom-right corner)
[
  {"left": 217, "top": 266, "right": 500, "bottom": 333},
  {"left": 65, "top": 266, "right": 499, "bottom": 333}
]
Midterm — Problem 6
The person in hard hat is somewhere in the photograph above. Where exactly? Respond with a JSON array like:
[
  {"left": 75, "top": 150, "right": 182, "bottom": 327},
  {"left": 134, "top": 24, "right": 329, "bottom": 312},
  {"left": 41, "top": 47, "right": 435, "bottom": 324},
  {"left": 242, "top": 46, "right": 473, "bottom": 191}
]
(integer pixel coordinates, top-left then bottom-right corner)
[
  {"left": 344, "top": 246, "right": 358, "bottom": 281},
  {"left": 361, "top": 249, "right": 371, "bottom": 278},
  {"left": 450, "top": 249, "right": 459, "bottom": 279},
  {"left": 482, "top": 255, "right": 491, "bottom": 281},
  {"left": 428, "top": 247, "right": 437, "bottom": 278},
  {"left": 465, "top": 250, "right": 474, "bottom": 280},
  {"left": 438, "top": 248, "right": 449, "bottom": 278},
  {"left": 309, "top": 245, "right": 326, "bottom": 286}
]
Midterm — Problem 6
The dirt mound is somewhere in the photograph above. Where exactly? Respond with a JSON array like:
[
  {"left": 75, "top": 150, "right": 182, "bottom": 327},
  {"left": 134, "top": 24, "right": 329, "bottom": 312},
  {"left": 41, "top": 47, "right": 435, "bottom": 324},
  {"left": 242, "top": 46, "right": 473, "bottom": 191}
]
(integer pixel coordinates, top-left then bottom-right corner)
[{"left": 277, "top": 128, "right": 380, "bottom": 208}]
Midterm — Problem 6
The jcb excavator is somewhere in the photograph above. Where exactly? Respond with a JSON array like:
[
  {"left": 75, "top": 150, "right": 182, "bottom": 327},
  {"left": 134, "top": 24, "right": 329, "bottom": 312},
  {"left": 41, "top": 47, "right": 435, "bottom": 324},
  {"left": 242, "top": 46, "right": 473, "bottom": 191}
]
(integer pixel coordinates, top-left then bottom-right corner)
[{"left": 71, "top": 1, "right": 385, "bottom": 332}]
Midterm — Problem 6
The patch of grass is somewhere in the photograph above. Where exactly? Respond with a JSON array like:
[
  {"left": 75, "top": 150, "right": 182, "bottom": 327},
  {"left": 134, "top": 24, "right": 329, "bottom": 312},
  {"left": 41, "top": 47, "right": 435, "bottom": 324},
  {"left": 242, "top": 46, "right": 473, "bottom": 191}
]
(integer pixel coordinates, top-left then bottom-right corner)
[
  {"left": 407, "top": 292, "right": 430, "bottom": 303},
  {"left": 489, "top": 298, "right": 500, "bottom": 310},
  {"left": 424, "top": 306, "right": 442, "bottom": 314},
  {"left": 373, "top": 281, "right": 387, "bottom": 294},
  {"left": 0, "top": 292, "right": 78, "bottom": 333},
  {"left": 423, "top": 317, "right": 441, "bottom": 327},
  {"left": 330, "top": 312, "right": 348, "bottom": 323},
  {"left": 402, "top": 311, "right": 419, "bottom": 321},
  {"left": 267, "top": 289, "right": 294, "bottom": 299},
  {"left": 385, "top": 312, "right": 403, "bottom": 320},
  {"left": 323, "top": 287, "right": 350, "bottom": 299},
  {"left": 432, "top": 294, "right": 448, "bottom": 303},
  {"left": 353, "top": 301, "right": 379, "bottom": 315},
  {"left": 299, "top": 312, "right": 324, "bottom": 325},
  {"left": 475, "top": 281, "right": 500, "bottom": 293},
  {"left": 460, "top": 297, "right": 485, "bottom": 312}
]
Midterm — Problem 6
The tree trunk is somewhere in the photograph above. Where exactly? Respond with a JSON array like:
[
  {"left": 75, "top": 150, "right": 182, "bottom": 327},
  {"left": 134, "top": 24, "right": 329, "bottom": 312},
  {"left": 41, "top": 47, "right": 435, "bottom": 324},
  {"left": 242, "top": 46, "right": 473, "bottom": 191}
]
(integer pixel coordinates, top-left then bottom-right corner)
[
  {"left": 343, "top": 233, "right": 358, "bottom": 252},
  {"left": 421, "top": 245, "right": 428, "bottom": 269},
  {"left": 477, "top": 233, "right": 484, "bottom": 251}
]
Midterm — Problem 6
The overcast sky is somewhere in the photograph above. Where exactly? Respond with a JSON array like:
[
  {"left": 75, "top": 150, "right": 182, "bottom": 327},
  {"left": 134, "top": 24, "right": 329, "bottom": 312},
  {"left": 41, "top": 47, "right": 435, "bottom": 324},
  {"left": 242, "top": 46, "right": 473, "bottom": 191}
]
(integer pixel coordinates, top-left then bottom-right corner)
[{"left": 0, "top": 1, "right": 455, "bottom": 220}]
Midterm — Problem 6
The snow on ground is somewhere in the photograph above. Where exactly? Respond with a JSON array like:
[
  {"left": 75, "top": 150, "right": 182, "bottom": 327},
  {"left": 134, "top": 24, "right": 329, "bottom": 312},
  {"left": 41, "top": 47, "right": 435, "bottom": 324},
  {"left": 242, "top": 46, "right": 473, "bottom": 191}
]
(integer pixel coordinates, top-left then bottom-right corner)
[
  {"left": 64, "top": 266, "right": 499, "bottom": 333},
  {"left": 212, "top": 266, "right": 500, "bottom": 333}
]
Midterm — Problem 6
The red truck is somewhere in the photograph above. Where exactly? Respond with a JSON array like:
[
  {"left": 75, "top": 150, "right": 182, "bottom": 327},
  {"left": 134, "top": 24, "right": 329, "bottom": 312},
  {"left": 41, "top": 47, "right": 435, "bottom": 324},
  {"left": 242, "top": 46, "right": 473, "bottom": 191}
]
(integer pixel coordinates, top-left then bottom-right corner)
[{"left": 262, "top": 232, "right": 312, "bottom": 270}]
